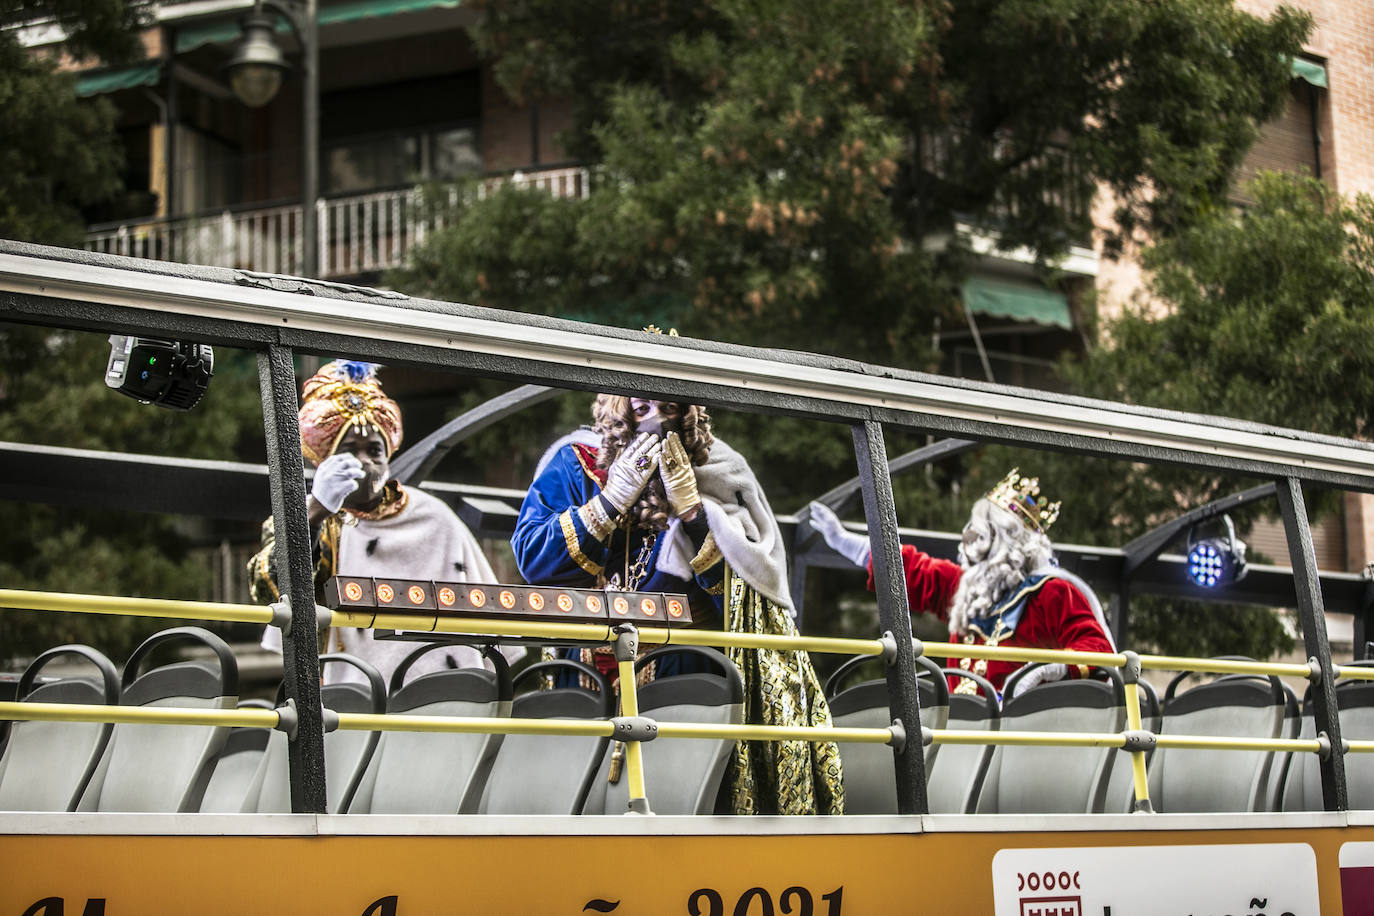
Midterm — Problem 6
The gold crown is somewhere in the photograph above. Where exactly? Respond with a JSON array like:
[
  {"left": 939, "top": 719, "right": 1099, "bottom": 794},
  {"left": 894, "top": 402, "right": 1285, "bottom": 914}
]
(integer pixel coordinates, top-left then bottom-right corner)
[{"left": 985, "top": 468, "right": 1060, "bottom": 534}]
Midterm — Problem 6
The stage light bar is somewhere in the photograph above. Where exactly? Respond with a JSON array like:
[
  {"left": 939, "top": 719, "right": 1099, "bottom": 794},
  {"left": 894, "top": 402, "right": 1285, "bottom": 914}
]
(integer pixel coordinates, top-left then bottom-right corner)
[{"left": 324, "top": 576, "right": 694, "bottom": 627}]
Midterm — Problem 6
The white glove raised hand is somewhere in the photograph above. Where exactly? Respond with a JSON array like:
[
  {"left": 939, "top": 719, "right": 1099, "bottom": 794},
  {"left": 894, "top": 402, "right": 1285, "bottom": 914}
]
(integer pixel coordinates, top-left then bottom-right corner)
[
  {"left": 600, "top": 432, "right": 662, "bottom": 515},
  {"left": 1010, "top": 663, "right": 1069, "bottom": 698},
  {"left": 807, "top": 501, "right": 871, "bottom": 569},
  {"left": 310, "top": 452, "right": 366, "bottom": 513},
  {"left": 659, "top": 431, "right": 701, "bottom": 518}
]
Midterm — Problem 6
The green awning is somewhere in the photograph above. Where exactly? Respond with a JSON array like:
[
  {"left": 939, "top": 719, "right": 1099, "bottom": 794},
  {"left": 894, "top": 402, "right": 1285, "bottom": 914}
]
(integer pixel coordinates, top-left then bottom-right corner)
[
  {"left": 962, "top": 276, "right": 1072, "bottom": 329},
  {"left": 562, "top": 290, "right": 692, "bottom": 330},
  {"left": 175, "top": 0, "right": 464, "bottom": 53},
  {"left": 75, "top": 62, "right": 162, "bottom": 97},
  {"left": 1291, "top": 56, "right": 1327, "bottom": 89}
]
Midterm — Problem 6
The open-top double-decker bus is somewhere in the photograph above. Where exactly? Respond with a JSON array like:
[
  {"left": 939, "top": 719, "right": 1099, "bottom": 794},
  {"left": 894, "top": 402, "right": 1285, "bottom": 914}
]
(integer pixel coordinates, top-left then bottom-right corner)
[{"left": 1, "top": 240, "right": 1373, "bottom": 915}]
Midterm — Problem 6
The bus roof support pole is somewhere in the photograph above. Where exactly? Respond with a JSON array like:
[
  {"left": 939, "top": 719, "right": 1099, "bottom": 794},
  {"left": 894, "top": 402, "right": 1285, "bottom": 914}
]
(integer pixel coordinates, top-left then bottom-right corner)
[
  {"left": 259, "top": 345, "right": 328, "bottom": 813},
  {"left": 1110, "top": 591, "right": 1130, "bottom": 653},
  {"left": 1277, "top": 476, "right": 1347, "bottom": 811},
  {"left": 853, "top": 420, "right": 927, "bottom": 814}
]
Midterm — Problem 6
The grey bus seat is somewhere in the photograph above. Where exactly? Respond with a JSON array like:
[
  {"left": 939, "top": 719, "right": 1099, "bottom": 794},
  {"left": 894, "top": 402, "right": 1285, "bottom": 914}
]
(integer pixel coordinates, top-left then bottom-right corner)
[
  {"left": 926, "top": 668, "right": 1000, "bottom": 814},
  {"left": 823, "top": 654, "right": 948, "bottom": 815},
  {"left": 80, "top": 627, "right": 238, "bottom": 813},
  {"left": 1283, "top": 661, "right": 1374, "bottom": 811},
  {"left": 1100, "top": 678, "right": 1161, "bottom": 813},
  {"left": 582, "top": 646, "right": 744, "bottom": 816},
  {"left": 477, "top": 659, "right": 613, "bottom": 815},
  {"left": 1256, "top": 679, "right": 1301, "bottom": 812},
  {"left": 1281, "top": 701, "right": 1320, "bottom": 812},
  {"left": 1149, "top": 662, "right": 1286, "bottom": 813},
  {"left": 348, "top": 643, "right": 511, "bottom": 814},
  {"left": 1329, "top": 674, "right": 1374, "bottom": 809},
  {"left": 254, "top": 653, "right": 388, "bottom": 813},
  {"left": 0, "top": 645, "right": 119, "bottom": 811},
  {"left": 199, "top": 700, "right": 275, "bottom": 813},
  {"left": 975, "top": 666, "right": 1126, "bottom": 815}
]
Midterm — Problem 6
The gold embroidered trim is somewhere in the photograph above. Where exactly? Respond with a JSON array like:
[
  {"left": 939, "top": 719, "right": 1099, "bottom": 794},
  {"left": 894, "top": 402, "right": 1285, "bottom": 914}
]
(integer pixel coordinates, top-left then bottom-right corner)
[
  {"left": 689, "top": 532, "right": 723, "bottom": 575},
  {"left": 578, "top": 498, "right": 617, "bottom": 541},
  {"left": 703, "top": 578, "right": 726, "bottom": 596},
  {"left": 560, "top": 509, "right": 604, "bottom": 577}
]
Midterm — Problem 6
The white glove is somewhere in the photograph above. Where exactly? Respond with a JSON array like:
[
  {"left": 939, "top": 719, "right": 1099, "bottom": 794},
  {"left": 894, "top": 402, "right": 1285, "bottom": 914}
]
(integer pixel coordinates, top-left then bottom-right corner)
[
  {"left": 600, "top": 432, "right": 663, "bottom": 515},
  {"left": 310, "top": 452, "right": 366, "bottom": 513},
  {"left": 659, "top": 432, "right": 701, "bottom": 517},
  {"left": 808, "top": 501, "right": 871, "bottom": 569},
  {"left": 1010, "top": 663, "right": 1069, "bottom": 698}
]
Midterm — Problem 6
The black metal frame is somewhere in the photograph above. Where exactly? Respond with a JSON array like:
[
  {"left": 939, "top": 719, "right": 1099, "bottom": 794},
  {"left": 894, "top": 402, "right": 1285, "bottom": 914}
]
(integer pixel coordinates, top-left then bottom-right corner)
[{"left": 2, "top": 241, "right": 1372, "bottom": 814}]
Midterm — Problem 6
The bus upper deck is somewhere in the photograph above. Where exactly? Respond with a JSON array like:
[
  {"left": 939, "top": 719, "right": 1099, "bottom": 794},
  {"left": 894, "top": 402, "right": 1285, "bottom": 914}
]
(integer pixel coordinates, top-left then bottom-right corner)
[{"left": 2, "top": 239, "right": 1374, "bottom": 914}]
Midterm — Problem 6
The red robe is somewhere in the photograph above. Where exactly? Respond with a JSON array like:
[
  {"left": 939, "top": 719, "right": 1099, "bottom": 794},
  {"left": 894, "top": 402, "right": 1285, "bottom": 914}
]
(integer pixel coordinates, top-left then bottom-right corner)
[{"left": 868, "top": 545, "right": 1113, "bottom": 693}]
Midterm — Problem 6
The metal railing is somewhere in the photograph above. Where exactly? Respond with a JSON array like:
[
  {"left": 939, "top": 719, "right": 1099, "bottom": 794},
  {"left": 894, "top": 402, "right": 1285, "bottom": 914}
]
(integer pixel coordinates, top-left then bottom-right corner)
[
  {"left": 3, "top": 586, "right": 1373, "bottom": 816},
  {"left": 83, "top": 166, "right": 590, "bottom": 279}
]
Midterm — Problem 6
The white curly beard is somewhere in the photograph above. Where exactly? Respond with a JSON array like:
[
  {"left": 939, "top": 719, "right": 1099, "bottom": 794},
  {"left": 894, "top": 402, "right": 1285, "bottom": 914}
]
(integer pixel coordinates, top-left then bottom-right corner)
[{"left": 947, "top": 500, "right": 1053, "bottom": 637}]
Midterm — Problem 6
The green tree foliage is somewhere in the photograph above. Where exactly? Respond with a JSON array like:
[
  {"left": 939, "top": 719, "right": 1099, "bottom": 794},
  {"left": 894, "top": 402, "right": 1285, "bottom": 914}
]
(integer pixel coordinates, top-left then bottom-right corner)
[
  {"left": 404, "top": 0, "right": 1306, "bottom": 366},
  {"left": 0, "top": 0, "right": 149, "bottom": 245},
  {"left": 1071, "top": 172, "right": 1374, "bottom": 437},
  {"left": 1026, "top": 171, "right": 1374, "bottom": 657}
]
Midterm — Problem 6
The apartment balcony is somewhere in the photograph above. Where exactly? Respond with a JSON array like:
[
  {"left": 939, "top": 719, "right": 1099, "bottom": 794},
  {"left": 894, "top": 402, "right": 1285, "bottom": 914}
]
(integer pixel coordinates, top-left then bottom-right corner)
[{"left": 84, "top": 166, "right": 589, "bottom": 280}]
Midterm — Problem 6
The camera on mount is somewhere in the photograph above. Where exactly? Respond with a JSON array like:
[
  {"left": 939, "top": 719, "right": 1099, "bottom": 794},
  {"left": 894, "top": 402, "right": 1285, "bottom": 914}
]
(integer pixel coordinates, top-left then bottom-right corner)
[{"left": 105, "top": 335, "right": 215, "bottom": 411}]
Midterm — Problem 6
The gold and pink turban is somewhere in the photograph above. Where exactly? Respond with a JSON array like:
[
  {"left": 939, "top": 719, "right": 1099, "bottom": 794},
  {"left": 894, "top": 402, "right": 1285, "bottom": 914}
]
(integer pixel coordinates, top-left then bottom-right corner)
[{"left": 298, "top": 360, "right": 403, "bottom": 466}]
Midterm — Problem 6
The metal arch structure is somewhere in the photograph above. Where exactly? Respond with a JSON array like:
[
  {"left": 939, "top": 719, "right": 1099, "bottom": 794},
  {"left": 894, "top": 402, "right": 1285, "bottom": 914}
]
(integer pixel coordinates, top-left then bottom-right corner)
[
  {"left": 388, "top": 384, "right": 561, "bottom": 486},
  {"left": 789, "top": 437, "right": 978, "bottom": 621},
  {"left": 3, "top": 240, "right": 1374, "bottom": 813}
]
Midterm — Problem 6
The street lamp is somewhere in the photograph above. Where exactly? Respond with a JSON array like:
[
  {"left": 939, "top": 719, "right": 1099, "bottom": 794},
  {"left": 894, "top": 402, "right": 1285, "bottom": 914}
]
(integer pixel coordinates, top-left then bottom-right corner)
[
  {"left": 224, "top": 12, "right": 288, "bottom": 107},
  {"left": 225, "top": 0, "right": 319, "bottom": 279}
]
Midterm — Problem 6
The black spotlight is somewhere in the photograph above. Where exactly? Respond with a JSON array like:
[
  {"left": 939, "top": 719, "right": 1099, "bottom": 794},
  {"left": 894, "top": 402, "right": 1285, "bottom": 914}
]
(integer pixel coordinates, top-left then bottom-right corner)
[
  {"left": 1186, "top": 514, "right": 1248, "bottom": 589},
  {"left": 105, "top": 335, "right": 214, "bottom": 410}
]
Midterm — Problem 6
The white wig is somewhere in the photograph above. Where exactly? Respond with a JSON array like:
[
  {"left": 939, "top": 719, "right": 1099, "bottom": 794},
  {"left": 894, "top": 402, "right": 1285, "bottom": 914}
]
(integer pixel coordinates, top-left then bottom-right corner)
[{"left": 947, "top": 499, "right": 1054, "bottom": 637}]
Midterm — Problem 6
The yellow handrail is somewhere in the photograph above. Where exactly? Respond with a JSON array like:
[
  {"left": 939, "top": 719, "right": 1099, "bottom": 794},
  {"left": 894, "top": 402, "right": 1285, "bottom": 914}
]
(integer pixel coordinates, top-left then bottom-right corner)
[
  {"left": 924, "top": 643, "right": 1127, "bottom": 667},
  {"left": 0, "top": 698, "right": 1351, "bottom": 771},
  {"left": 617, "top": 655, "right": 649, "bottom": 807},
  {"left": 0, "top": 587, "right": 1340, "bottom": 685},
  {"left": 1122, "top": 682, "right": 1152, "bottom": 808},
  {"left": 0, "top": 701, "right": 278, "bottom": 729},
  {"left": 0, "top": 588, "right": 270, "bottom": 625},
  {"left": 1138, "top": 654, "right": 1315, "bottom": 679}
]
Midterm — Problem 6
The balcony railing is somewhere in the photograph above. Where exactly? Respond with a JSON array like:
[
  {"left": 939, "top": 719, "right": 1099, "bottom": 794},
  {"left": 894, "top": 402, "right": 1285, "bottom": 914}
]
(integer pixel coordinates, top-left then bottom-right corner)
[{"left": 84, "top": 166, "right": 590, "bottom": 280}]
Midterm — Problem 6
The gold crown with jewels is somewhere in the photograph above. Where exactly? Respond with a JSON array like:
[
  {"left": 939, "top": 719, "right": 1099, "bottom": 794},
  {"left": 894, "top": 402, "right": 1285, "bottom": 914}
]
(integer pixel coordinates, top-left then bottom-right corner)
[{"left": 985, "top": 468, "right": 1060, "bottom": 534}]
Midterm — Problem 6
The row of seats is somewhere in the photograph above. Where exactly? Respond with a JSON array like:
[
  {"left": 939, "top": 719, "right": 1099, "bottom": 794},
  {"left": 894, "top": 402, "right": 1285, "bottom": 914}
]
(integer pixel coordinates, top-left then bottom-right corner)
[
  {"left": 0, "top": 628, "right": 238, "bottom": 813},
  {"left": 0, "top": 628, "right": 745, "bottom": 816},
  {"left": 828, "top": 656, "right": 1374, "bottom": 814},
  {"left": 3, "top": 629, "right": 1371, "bottom": 816}
]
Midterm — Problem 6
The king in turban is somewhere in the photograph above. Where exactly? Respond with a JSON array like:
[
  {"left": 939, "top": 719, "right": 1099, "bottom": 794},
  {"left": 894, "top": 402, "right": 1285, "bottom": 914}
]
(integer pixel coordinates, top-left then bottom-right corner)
[{"left": 249, "top": 360, "right": 521, "bottom": 686}]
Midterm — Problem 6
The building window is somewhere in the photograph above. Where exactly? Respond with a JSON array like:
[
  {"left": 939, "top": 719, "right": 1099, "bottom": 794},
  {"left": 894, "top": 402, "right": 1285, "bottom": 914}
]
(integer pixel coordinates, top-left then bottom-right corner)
[
  {"left": 1234, "top": 57, "right": 1328, "bottom": 200},
  {"left": 322, "top": 125, "right": 481, "bottom": 196}
]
